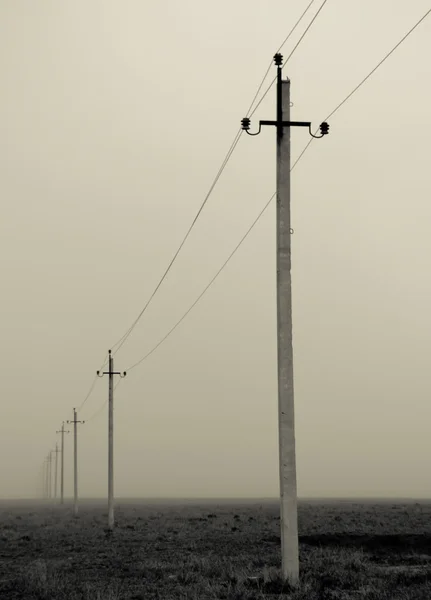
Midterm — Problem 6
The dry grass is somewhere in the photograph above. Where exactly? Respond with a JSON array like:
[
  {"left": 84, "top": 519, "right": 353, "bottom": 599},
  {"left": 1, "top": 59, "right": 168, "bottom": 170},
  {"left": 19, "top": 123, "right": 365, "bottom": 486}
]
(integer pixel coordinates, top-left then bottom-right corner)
[{"left": 1, "top": 499, "right": 431, "bottom": 599}]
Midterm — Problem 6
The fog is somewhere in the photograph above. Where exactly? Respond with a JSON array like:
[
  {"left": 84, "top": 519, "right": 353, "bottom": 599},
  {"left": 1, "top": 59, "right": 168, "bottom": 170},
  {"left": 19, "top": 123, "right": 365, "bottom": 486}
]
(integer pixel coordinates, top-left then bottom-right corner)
[{"left": 1, "top": 0, "right": 430, "bottom": 499}]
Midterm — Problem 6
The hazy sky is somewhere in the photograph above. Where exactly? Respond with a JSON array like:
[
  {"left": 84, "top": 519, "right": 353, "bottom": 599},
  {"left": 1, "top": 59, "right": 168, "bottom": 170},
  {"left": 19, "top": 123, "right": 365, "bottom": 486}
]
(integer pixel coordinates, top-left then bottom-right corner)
[{"left": 1, "top": 0, "right": 431, "bottom": 499}]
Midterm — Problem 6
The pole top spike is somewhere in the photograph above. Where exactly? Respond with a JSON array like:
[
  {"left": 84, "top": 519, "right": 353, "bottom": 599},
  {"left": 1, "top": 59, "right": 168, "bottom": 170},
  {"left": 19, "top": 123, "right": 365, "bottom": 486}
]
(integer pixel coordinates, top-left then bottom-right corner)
[{"left": 274, "top": 53, "right": 283, "bottom": 66}]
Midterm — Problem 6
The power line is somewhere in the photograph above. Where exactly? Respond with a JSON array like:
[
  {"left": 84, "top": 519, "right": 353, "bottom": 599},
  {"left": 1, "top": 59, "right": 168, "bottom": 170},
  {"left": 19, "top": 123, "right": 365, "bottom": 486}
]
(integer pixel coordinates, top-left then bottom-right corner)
[
  {"left": 249, "top": 0, "right": 330, "bottom": 119},
  {"left": 123, "top": 6, "right": 431, "bottom": 373},
  {"left": 326, "top": 8, "right": 431, "bottom": 121},
  {"left": 84, "top": 399, "right": 107, "bottom": 423},
  {"left": 77, "top": 377, "right": 98, "bottom": 411},
  {"left": 108, "top": 1, "right": 328, "bottom": 358},
  {"left": 84, "top": 380, "right": 122, "bottom": 423},
  {"left": 284, "top": 0, "right": 329, "bottom": 64},
  {"left": 78, "top": 352, "right": 109, "bottom": 411},
  {"left": 291, "top": 5, "right": 431, "bottom": 171},
  {"left": 110, "top": 127, "right": 243, "bottom": 356},
  {"left": 125, "top": 193, "right": 276, "bottom": 373}
]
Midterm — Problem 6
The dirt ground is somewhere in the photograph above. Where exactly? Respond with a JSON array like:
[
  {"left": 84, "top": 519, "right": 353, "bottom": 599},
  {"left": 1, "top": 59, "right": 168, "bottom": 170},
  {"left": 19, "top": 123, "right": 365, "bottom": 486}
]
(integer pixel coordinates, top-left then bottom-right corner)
[{"left": 1, "top": 498, "right": 431, "bottom": 599}]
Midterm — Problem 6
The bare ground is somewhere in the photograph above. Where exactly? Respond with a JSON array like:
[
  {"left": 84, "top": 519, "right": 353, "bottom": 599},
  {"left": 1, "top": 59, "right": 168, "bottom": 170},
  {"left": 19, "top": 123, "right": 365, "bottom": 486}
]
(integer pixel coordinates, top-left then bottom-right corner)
[{"left": 1, "top": 499, "right": 431, "bottom": 599}]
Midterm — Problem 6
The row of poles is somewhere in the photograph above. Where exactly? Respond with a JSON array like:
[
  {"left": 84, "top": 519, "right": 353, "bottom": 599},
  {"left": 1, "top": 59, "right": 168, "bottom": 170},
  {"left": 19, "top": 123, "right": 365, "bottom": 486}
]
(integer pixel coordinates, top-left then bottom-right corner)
[
  {"left": 40, "top": 55, "right": 327, "bottom": 584},
  {"left": 34, "top": 13, "right": 431, "bottom": 577},
  {"left": 42, "top": 410, "right": 82, "bottom": 514},
  {"left": 41, "top": 350, "right": 125, "bottom": 528}
]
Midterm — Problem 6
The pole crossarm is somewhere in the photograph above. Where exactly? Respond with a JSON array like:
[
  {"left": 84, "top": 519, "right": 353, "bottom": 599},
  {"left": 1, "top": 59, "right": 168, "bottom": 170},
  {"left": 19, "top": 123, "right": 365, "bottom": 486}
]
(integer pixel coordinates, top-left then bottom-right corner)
[
  {"left": 241, "top": 54, "right": 330, "bottom": 141},
  {"left": 56, "top": 426, "right": 70, "bottom": 435},
  {"left": 241, "top": 118, "right": 329, "bottom": 138},
  {"left": 98, "top": 372, "right": 125, "bottom": 376}
]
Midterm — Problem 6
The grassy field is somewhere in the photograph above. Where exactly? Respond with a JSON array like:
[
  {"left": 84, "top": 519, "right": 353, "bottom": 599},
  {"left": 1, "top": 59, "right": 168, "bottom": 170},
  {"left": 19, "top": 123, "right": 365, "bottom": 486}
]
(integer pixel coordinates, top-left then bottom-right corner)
[{"left": 1, "top": 499, "right": 431, "bottom": 599}]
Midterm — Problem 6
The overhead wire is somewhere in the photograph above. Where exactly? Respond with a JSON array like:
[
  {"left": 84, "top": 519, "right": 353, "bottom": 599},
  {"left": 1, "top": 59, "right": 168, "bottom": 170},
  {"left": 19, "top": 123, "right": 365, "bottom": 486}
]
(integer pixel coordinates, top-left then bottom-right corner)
[
  {"left": 83, "top": 380, "right": 123, "bottom": 423},
  {"left": 77, "top": 351, "right": 109, "bottom": 411},
  {"left": 291, "top": 5, "right": 431, "bottom": 171},
  {"left": 109, "top": 127, "right": 243, "bottom": 356},
  {"left": 108, "top": 0, "right": 326, "bottom": 358},
  {"left": 83, "top": 397, "right": 108, "bottom": 423},
  {"left": 125, "top": 192, "right": 276, "bottom": 373},
  {"left": 77, "top": 377, "right": 98, "bottom": 411},
  {"left": 84, "top": 401, "right": 106, "bottom": 423},
  {"left": 123, "top": 4, "right": 431, "bottom": 374}
]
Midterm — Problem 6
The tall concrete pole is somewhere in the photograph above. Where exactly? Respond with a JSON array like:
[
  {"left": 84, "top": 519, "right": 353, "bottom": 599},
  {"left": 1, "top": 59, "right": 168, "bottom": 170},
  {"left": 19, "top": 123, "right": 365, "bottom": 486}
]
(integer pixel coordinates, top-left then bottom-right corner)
[
  {"left": 97, "top": 349, "right": 126, "bottom": 531},
  {"left": 44, "top": 458, "right": 48, "bottom": 499},
  {"left": 56, "top": 422, "right": 69, "bottom": 504},
  {"left": 108, "top": 352, "right": 114, "bottom": 529},
  {"left": 45, "top": 456, "right": 49, "bottom": 499},
  {"left": 60, "top": 426, "right": 65, "bottom": 503},
  {"left": 40, "top": 463, "right": 43, "bottom": 499},
  {"left": 48, "top": 451, "right": 53, "bottom": 499},
  {"left": 67, "top": 408, "right": 84, "bottom": 517},
  {"left": 276, "top": 65, "right": 299, "bottom": 584},
  {"left": 74, "top": 409, "right": 78, "bottom": 513},
  {"left": 240, "top": 54, "right": 328, "bottom": 584},
  {"left": 54, "top": 443, "right": 59, "bottom": 499}
]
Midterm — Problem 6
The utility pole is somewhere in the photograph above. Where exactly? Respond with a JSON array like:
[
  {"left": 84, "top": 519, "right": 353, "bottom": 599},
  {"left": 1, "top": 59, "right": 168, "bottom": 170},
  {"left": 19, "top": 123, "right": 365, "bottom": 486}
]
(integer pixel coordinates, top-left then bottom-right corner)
[
  {"left": 67, "top": 408, "right": 85, "bottom": 516},
  {"left": 47, "top": 451, "right": 53, "bottom": 499},
  {"left": 45, "top": 456, "right": 49, "bottom": 499},
  {"left": 54, "top": 444, "right": 60, "bottom": 499},
  {"left": 43, "top": 457, "right": 48, "bottom": 499},
  {"left": 39, "top": 463, "right": 42, "bottom": 499},
  {"left": 56, "top": 422, "right": 70, "bottom": 504},
  {"left": 241, "top": 54, "right": 329, "bottom": 585},
  {"left": 97, "top": 350, "right": 126, "bottom": 530}
]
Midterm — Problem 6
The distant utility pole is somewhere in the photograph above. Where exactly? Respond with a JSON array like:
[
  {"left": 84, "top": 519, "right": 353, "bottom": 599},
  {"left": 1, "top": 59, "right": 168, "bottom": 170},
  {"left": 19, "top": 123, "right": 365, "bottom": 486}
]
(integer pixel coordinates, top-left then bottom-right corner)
[
  {"left": 97, "top": 350, "right": 126, "bottom": 530},
  {"left": 67, "top": 408, "right": 85, "bottom": 517},
  {"left": 241, "top": 54, "right": 329, "bottom": 585},
  {"left": 38, "top": 463, "right": 43, "bottom": 499},
  {"left": 54, "top": 443, "right": 60, "bottom": 499},
  {"left": 45, "top": 456, "right": 50, "bottom": 499},
  {"left": 47, "top": 451, "right": 53, "bottom": 499},
  {"left": 56, "top": 422, "right": 70, "bottom": 504},
  {"left": 43, "top": 457, "right": 48, "bottom": 499}
]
